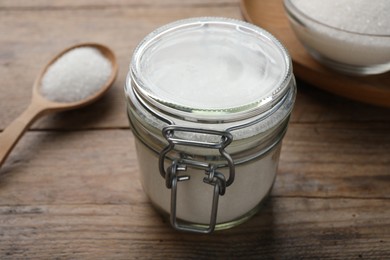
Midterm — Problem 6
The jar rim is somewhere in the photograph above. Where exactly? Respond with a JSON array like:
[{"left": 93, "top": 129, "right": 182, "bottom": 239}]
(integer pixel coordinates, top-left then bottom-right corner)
[{"left": 130, "top": 17, "right": 293, "bottom": 122}]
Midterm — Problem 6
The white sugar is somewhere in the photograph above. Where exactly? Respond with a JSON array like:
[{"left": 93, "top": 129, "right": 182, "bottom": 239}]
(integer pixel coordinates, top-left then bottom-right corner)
[
  {"left": 292, "top": 0, "right": 390, "bottom": 35},
  {"left": 289, "top": 0, "right": 390, "bottom": 67},
  {"left": 41, "top": 47, "right": 112, "bottom": 103}
]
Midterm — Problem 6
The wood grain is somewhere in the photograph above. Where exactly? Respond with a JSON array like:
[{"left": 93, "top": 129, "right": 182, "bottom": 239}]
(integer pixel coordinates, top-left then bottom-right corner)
[
  {"left": 0, "top": 127, "right": 389, "bottom": 258},
  {"left": 0, "top": 0, "right": 389, "bottom": 259},
  {"left": 1, "top": 198, "right": 389, "bottom": 259}
]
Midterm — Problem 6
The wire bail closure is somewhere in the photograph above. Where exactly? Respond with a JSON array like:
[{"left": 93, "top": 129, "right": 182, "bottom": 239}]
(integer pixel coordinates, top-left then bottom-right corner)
[{"left": 158, "top": 126, "right": 235, "bottom": 233}]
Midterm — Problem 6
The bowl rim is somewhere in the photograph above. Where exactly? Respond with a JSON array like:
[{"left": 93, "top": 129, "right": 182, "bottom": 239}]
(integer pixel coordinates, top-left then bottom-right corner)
[{"left": 283, "top": 0, "right": 390, "bottom": 37}]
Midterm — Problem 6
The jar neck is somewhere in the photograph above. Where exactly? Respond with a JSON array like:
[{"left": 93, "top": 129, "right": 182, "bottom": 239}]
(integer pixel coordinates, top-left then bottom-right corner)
[
  {"left": 129, "top": 72, "right": 294, "bottom": 122},
  {"left": 125, "top": 72, "right": 296, "bottom": 162}
]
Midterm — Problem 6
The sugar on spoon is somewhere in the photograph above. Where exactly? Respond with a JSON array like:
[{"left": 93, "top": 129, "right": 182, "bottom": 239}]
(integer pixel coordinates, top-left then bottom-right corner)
[{"left": 0, "top": 43, "right": 118, "bottom": 167}]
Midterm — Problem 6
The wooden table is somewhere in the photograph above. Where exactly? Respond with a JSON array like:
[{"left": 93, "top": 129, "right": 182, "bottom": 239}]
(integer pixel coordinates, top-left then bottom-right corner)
[{"left": 0, "top": 1, "right": 389, "bottom": 258}]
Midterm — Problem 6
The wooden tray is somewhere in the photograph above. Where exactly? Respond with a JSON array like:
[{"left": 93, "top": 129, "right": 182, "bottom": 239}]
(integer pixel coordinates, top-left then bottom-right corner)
[{"left": 240, "top": 0, "right": 390, "bottom": 108}]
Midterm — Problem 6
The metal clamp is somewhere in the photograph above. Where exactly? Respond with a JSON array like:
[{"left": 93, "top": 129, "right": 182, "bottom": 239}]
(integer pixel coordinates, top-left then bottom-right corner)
[{"left": 158, "top": 126, "right": 235, "bottom": 233}]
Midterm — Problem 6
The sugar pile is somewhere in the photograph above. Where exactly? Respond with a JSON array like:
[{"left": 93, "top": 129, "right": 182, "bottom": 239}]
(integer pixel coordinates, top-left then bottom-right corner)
[
  {"left": 292, "top": 0, "right": 390, "bottom": 35},
  {"left": 287, "top": 0, "right": 390, "bottom": 69},
  {"left": 41, "top": 47, "right": 112, "bottom": 103}
]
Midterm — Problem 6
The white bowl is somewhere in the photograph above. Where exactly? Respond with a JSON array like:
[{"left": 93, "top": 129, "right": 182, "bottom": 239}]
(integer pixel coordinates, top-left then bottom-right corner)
[{"left": 284, "top": 0, "right": 390, "bottom": 75}]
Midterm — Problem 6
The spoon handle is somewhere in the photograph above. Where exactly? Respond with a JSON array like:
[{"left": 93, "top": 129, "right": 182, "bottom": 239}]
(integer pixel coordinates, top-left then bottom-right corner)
[{"left": 0, "top": 102, "right": 46, "bottom": 168}]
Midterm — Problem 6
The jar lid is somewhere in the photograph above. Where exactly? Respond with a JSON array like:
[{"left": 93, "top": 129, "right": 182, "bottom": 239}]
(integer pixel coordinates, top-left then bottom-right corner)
[{"left": 131, "top": 17, "right": 293, "bottom": 122}]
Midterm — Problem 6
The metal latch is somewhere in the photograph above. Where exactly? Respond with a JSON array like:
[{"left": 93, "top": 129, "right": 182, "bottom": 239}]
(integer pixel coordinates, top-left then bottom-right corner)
[{"left": 159, "top": 126, "right": 235, "bottom": 233}]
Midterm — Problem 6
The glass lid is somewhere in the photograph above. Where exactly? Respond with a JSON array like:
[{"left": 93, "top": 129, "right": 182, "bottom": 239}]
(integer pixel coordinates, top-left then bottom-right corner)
[{"left": 131, "top": 17, "right": 292, "bottom": 121}]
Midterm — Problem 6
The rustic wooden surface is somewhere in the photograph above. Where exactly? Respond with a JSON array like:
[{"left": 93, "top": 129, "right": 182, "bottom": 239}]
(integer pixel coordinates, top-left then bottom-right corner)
[{"left": 0, "top": 1, "right": 389, "bottom": 259}]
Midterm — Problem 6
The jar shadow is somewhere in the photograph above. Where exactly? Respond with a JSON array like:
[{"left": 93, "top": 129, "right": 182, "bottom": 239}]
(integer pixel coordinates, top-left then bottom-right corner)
[{"left": 154, "top": 198, "right": 278, "bottom": 258}]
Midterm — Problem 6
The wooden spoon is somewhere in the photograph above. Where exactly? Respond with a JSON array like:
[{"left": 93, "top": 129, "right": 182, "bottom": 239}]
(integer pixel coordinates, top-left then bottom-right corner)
[{"left": 0, "top": 42, "right": 118, "bottom": 167}]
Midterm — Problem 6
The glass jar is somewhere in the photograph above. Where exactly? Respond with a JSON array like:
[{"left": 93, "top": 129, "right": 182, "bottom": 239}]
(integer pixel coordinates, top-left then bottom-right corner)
[{"left": 125, "top": 17, "right": 296, "bottom": 233}]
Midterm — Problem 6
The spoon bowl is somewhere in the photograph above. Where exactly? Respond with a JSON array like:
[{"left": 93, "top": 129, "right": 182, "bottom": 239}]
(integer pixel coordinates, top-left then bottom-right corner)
[
  {"left": 33, "top": 42, "right": 118, "bottom": 111},
  {"left": 0, "top": 42, "right": 118, "bottom": 167}
]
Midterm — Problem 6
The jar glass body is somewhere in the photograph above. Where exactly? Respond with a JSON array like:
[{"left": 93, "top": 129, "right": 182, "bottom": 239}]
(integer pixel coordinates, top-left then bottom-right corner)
[{"left": 125, "top": 17, "right": 296, "bottom": 233}]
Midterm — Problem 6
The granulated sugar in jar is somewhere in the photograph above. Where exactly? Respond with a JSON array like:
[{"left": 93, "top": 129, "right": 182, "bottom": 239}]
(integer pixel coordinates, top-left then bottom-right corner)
[{"left": 125, "top": 17, "right": 296, "bottom": 233}]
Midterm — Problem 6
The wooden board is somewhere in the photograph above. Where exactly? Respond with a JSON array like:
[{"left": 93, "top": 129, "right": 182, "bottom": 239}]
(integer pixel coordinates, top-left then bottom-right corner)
[{"left": 240, "top": 0, "right": 390, "bottom": 108}]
